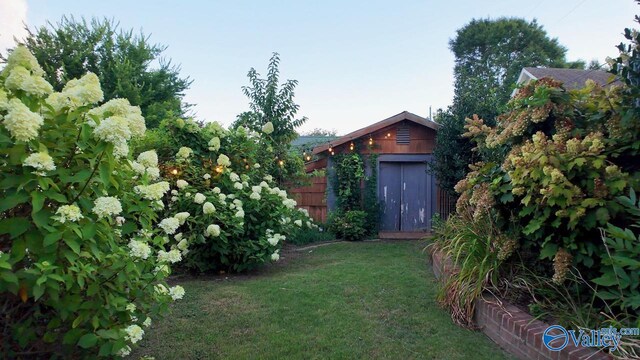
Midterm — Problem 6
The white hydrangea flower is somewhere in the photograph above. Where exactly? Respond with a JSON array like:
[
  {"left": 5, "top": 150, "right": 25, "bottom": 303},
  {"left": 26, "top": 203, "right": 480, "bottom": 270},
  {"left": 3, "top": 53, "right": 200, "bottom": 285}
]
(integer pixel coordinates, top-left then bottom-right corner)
[
  {"left": 176, "top": 146, "right": 193, "bottom": 159},
  {"left": 260, "top": 181, "right": 269, "bottom": 188},
  {"left": 271, "top": 250, "right": 280, "bottom": 261},
  {"left": 203, "top": 202, "right": 215, "bottom": 214},
  {"left": 112, "top": 141, "right": 129, "bottom": 159},
  {"left": 92, "top": 197, "right": 122, "bottom": 218},
  {"left": 137, "top": 150, "right": 158, "bottom": 168},
  {"left": 203, "top": 173, "right": 211, "bottom": 180},
  {"left": 264, "top": 175, "right": 273, "bottom": 182},
  {"left": 23, "top": 152, "right": 56, "bottom": 175},
  {"left": 134, "top": 181, "right": 170, "bottom": 201},
  {"left": 169, "top": 285, "right": 185, "bottom": 301},
  {"left": 251, "top": 186, "right": 262, "bottom": 193},
  {"left": 213, "top": 187, "right": 221, "bottom": 194},
  {"left": 3, "top": 98, "right": 44, "bottom": 142},
  {"left": 130, "top": 161, "right": 146, "bottom": 175},
  {"left": 217, "top": 154, "right": 231, "bottom": 167},
  {"left": 146, "top": 167, "right": 160, "bottom": 180},
  {"left": 46, "top": 72, "right": 103, "bottom": 111},
  {"left": 93, "top": 116, "right": 132, "bottom": 145},
  {"left": 116, "top": 216, "right": 126, "bottom": 226},
  {"left": 234, "top": 182, "right": 243, "bottom": 190},
  {"left": 294, "top": 219, "right": 303, "bottom": 227},
  {"left": 206, "top": 224, "right": 221, "bottom": 237},
  {"left": 177, "top": 239, "right": 188, "bottom": 251},
  {"left": 250, "top": 192, "right": 261, "bottom": 200},
  {"left": 235, "top": 209, "right": 245, "bottom": 218},
  {"left": 53, "top": 204, "right": 83, "bottom": 223},
  {"left": 126, "top": 303, "right": 136, "bottom": 313},
  {"left": 208, "top": 136, "right": 220, "bottom": 151},
  {"left": 1, "top": 46, "right": 45, "bottom": 77},
  {"left": 176, "top": 180, "right": 188, "bottom": 189},
  {"left": 283, "top": 199, "right": 297, "bottom": 209},
  {"left": 117, "top": 345, "right": 131, "bottom": 357},
  {"left": 218, "top": 193, "right": 226, "bottom": 202},
  {"left": 193, "top": 193, "right": 206, "bottom": 204},
  {"left": 171, "top": 190, "right": 178, "bottom": 195},
  {"left": 267, "top": 233, "right": 285, "bottom": 246},
  {"left": 157, "top": 249, "right": 182, "bottom": 263},
  {"left": 262, "top": 121, "right": 274, "bottom": 134},
  {"left": 143, "top": 317, "right": 152, "bottom": 328},
  {"left": 128, "top": 240, "right": 151, "bottom": 260},
  {"left": 173, "top": 212, "right": 190, "bottom": 225},
  {"left": 254, "top": 163, "right": 261, "bottom": 169},
  {"left": 229, "top": 172, "right": 240, "bottom": 182},
  {"left": 124, "top": 324, "right": 144, "bottom": 344},
  {"left": 87, "top": 98, "right": 145, "bottom": 138},
  {"left": 159, "top": 217, "right": 180, "bottom": 234},
  {"left": 5, "top": 66, "right": 53, "bottom": 97}
]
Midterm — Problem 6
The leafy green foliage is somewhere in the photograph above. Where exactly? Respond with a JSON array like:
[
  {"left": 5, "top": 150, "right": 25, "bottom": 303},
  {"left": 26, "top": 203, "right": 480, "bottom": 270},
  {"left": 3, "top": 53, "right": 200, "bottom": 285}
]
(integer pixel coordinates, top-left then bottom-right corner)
[
  {"left": 333, "top": 153, "right": 364, "bottom": 211},
  {"left": 19, "top": 16, "right": 191, "bottom": 128},
  {"left": 232, "top": 53, "right": 307, "bottom": 184},
  {"left": 0, "top": 47, "right": 183, "bottom": 358},
  {"left": 328, "top": 210, "right": 367, "bottom": 241},
  {"left": 432, "top": 17, "right": 576, "bottom": 194},
  {"left": 286, "top": 225, "right": 334, "bottom": 246},
  {"left": 593, "top": 190, "right": 640, "bottom": 326}
]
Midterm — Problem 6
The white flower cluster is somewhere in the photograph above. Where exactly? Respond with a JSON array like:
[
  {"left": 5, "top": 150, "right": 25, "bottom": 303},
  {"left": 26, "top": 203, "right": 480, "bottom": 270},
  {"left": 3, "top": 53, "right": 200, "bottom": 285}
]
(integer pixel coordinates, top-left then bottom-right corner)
[
  {"left": 2, "top": 46, "right": 52, "bottom": 97},
  {"left": 130, "top": 150, "right": 160, "bottom": 179},
  {"left": 92, "top": 197, "right": 122, "bottom": 218},
  {"left": 134, "top": 181, "right": 170, "bottom": 201},
  {"left": 174, "top": 212, "right": 190, "bottom": 225},
  {"left": 271, "top": 250, "right": 280, "bottom": 261},
  {"left": 3, "top": 98, "right": 44, "bottom": 142},
  {"left": 206, "top": 224, "right": 221, "bottom": 237},
  {"left": 169, "top": 285, "right": 185, "bottom": 300},
  {"left": 208, "top": 136, "right": 220, "bottom": 151},
  {"left": 157, "top": 249, "right": 182, "bottom": 263},
  {"left": 203, "top": 201, "right": 215, "bottom": 214},
  {"left": 217, "top": 154, "right": 231, "bottom": 167},
  {"left": 88, "top": 98, "right": 145, "bottom": 158},
  {"left": 124, "top": 324, "right": 144, "bottom": 344},
  {"left": 262, "top": 121, "right": 274, "bottom": 134},
  {"left": 128, "top": 240, "right": 151, "bottom": 260},
  {"left": 159, "top": 217, "right": 180, "bottom": 234},
  {"left": 23, "top": 152, "right": 56, "bottom": 175},
  {"left": 176, "top": 146, "right": 193, "bottom": 160},
  {"left": 46, "top": 72, "right": 103, "bottom": 112},
  {"left": 193, "top": 192, "right": 206, "bottom": 204},
  {"left": 54, "top": 204, "right": 83, "bottom": 223},
  {"left": 176, "top": 179, "right": 189, "bottom": 189},
  {"left": 266, "top": 230, "right": 286, "bottom": 246}
]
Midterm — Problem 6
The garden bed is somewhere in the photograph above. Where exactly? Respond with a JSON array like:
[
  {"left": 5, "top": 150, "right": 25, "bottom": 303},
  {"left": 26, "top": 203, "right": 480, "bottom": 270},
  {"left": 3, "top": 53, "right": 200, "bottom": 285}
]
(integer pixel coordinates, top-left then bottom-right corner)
[{"left": 430, "top": 249, "right": 612, "bottom": 360}]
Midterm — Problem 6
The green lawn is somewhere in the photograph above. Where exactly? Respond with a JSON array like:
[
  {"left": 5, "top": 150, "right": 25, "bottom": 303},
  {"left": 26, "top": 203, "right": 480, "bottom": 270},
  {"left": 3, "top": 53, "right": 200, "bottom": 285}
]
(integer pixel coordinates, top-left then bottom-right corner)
[{"left": 132, "top": 241, "right": 510, "bottom": 359}]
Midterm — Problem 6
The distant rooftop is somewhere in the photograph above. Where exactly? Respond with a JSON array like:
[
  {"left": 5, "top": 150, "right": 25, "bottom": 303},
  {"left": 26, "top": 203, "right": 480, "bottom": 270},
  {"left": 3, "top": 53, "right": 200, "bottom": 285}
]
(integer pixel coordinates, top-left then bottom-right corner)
[{"left": 518, "top": 67, "right": 618, "bottom": 90}]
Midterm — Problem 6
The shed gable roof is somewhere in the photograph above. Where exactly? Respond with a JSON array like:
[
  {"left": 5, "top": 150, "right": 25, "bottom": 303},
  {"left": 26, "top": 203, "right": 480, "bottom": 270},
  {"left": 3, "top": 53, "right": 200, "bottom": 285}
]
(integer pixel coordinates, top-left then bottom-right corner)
[{"left": 312, "top": 111, "right": 439, "bottom": 155}]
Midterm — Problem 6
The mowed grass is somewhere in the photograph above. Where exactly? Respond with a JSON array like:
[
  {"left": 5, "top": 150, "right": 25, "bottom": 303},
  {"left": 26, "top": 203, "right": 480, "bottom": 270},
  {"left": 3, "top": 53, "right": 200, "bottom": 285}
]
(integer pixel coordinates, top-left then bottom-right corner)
[{"left": 133, "top": 241, "right": 511, "bottom": 359}]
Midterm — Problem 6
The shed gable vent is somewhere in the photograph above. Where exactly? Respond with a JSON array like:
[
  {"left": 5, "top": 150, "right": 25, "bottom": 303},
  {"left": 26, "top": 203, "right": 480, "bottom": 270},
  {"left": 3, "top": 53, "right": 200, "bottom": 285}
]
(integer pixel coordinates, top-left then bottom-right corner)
[{"left": 396, "top": 125, "right": 410, "bottom": 145}]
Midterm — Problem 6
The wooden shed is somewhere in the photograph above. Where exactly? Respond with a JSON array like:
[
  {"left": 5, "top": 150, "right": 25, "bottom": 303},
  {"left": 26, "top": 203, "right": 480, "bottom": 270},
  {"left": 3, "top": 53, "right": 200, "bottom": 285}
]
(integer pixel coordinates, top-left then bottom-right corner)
[{"left": 291, "top": 111, "right": 452, "bottom": 237}]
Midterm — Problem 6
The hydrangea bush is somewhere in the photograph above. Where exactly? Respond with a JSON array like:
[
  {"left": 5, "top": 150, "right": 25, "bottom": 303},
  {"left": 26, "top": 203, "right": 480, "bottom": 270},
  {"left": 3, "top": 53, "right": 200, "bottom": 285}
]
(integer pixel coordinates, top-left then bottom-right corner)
[
  {"left": 0, "top": 47, "right": 186, "bottom": 357},
  {"left": 152, "top": 118, "right": 316, "bottom": 272}
]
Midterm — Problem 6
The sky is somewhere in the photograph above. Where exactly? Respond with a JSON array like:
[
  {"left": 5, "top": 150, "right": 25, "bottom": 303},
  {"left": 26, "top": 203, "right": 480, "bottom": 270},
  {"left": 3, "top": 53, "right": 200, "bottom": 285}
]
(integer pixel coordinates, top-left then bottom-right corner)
[{"left": 0, "top": 0, "right": 638, "bottom": 134}]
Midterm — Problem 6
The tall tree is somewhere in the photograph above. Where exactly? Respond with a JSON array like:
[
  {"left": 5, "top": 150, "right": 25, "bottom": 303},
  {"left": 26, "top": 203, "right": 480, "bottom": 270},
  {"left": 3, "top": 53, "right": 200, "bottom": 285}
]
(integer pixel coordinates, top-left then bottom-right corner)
[
  {"left": 432, "top": 18, "right": 575, "bottom": 195},
  {"left": 18, "top": 16, "right": 191, "bottom": 128},
  {"left": 234, "top": 52, "right": 308, "bottom": 184}
]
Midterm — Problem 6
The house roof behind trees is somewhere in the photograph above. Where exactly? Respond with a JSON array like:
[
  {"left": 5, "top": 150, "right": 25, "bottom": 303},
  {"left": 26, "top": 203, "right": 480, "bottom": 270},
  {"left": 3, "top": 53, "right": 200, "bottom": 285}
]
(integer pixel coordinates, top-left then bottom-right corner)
[{"left": 515, "top": 67, "right": 618, "bottom": 94}]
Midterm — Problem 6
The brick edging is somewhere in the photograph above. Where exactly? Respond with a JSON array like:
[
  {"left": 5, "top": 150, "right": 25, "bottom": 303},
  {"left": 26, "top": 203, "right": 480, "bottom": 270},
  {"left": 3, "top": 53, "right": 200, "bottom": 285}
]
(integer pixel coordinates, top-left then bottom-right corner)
[{"left": 429, "top": 248, "right": 612, "bottom": 360}]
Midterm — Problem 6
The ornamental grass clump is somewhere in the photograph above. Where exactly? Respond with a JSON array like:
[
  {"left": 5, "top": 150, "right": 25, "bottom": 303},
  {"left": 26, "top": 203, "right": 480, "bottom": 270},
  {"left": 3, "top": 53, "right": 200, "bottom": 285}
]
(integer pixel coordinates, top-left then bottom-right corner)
[{"left": 0, "top": 46, "right": 186, "bottom": 358}]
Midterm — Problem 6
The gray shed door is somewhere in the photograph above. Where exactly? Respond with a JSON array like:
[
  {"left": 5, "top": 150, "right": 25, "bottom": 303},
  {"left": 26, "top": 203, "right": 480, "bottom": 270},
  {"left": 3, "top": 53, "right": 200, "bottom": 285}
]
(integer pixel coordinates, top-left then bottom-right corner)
[{"left": 379, "top": 162, "right": 432, "bottom": 231}]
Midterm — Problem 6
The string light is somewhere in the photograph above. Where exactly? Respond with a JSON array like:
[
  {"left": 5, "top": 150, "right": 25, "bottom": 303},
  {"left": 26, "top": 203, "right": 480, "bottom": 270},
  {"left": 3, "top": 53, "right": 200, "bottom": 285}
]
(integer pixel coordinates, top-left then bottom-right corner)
[
  {"left": 349, "top": 142, "right": 354, "bottom": 151},
  {"left": 171, "top": 168, "right": 178, "bottom": 175},
  {"left": 278, "top": 159, "right": 284, "bottom": 167},
  {"left": 328, "top": 144, "right": 333, "bottom": 153},
  {"left": 368, "top": 135, "right": 373, "bottom": 146},
  {"left": 305, "top": 155, "right": 311, "bottom": 161},
  {"left": 215, "top": 165, "right": 224, "bottom": 173}
]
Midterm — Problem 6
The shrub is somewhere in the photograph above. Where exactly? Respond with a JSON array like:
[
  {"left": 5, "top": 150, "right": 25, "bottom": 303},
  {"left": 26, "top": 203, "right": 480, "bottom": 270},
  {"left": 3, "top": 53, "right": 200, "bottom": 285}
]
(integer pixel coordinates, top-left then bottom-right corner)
[
  {"left": 287, "top": 224, "right": 334, "bottom": 246},
  {"left": 145, "top": 115, "right": 316, "bottom": 273},
  {"left": 329, "top": 210, "right": 367, "bottom": 241},
  {"left": 0, "top": 47, "right": 185, "bottom": 358}
]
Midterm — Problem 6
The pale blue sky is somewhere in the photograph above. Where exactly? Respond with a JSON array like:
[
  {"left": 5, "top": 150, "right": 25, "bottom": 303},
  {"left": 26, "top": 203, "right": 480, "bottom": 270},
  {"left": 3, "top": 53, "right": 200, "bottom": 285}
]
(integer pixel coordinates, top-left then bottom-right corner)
[{"left": 2, "top": 1, "right": 638, "bottom": 133}]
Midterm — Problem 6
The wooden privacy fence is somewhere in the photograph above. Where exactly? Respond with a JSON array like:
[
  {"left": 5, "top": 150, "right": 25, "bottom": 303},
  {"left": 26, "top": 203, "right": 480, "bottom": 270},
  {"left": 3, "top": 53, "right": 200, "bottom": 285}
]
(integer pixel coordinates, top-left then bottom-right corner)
[{"left": 289, "top": 176, "right": 328, "bottom": 223}]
